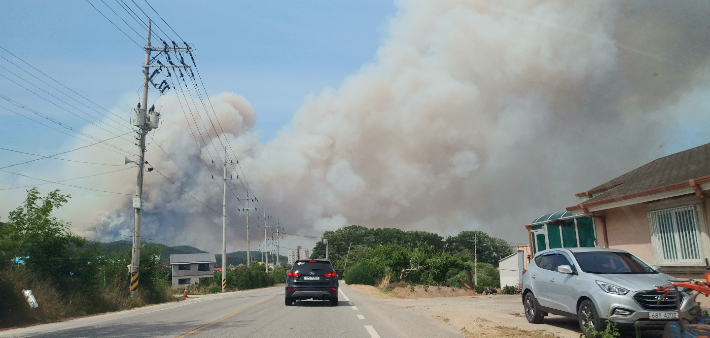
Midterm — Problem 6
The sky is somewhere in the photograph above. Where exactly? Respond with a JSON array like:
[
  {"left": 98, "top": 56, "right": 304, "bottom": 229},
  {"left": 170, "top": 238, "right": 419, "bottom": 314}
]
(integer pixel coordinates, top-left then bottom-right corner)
[{"left": 2, "top": 1, "right": 710, "bottom": 256}]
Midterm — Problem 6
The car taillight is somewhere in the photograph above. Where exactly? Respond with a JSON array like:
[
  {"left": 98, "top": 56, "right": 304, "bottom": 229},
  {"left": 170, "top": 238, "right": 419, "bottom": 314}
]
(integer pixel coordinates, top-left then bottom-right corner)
[
  {"left": 522, "top": 269, "right": 527, "bottom": 275},
  {"left": 329, "top": 287, "right": 337, "bottom": 291},
  {"left": 287, "top": 287, "right": 295, "bottom": 291},
  {"left": 324, "top": 272, "right": 336, "bottom": 278},
  {"left": 288, "top": 272, "right": 300, "bottom": 278},
  {"left": 309, "top": 260, "right": 316, "bottom": 263}
]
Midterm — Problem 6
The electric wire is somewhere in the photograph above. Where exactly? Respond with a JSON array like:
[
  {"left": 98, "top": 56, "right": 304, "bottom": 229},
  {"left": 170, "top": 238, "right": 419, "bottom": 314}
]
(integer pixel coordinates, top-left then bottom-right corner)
[
  {"left": 0, "top": 55, "right": 132, "bottom": 133},
  {"left": 98, "top": 0, "right": 145, "bottom": 40},
  {"left": 0, "top": 65, "right": 136, "bottom": 140},
  {"left": 0, "top": 132, "right": 131, "bottom": 170},
  {"left": 0, "top": 169, "right": 132, "bottom": 195},
  {"left": 0, "top": 167, "right": 134, "bottom": 191},
  {"left": 84, "top": 0, "right": 143, "bottom": 49},
  {"left": 0, "top": 45, "right": 132, "bottom": 128},
  {"left": 0, "top": 97, "right": 137, "bottom": 157}
]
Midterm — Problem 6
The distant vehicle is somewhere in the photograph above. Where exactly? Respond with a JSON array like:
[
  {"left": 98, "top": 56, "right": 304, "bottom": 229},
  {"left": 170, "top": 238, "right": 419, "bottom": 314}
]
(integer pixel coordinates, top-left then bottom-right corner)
[
  {"left": 285, "top": 259, "right": 339, "bottom": 306},
  {"left": 521, "top": 247, "right": 701, "bottom": 336}
]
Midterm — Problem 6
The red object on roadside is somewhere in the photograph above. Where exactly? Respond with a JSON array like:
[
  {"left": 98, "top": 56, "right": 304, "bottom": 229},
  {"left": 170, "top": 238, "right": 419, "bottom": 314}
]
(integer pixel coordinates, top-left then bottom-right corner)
[{"left": 182, "top": 286, "right": 188, "bottom": 298}]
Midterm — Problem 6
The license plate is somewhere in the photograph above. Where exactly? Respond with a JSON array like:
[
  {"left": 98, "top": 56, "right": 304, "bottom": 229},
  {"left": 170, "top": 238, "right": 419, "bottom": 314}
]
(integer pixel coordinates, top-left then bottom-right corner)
[
  {"left": 303, "top": 276, "right": 320, "bottom": 281},
  {"left": 649, "top": 311, "right": 678, "bottom": 320}
]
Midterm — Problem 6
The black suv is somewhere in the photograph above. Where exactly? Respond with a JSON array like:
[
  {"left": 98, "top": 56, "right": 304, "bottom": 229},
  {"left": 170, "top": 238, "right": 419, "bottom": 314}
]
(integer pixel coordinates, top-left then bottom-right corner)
[{"left": 285, "top": 259, "right": 339, "bottom": 306}]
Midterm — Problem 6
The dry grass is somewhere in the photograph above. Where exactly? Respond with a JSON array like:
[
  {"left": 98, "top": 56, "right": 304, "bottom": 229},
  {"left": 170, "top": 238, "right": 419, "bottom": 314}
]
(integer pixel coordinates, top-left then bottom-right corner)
[
  {"left": 0, "top": 269, "right": 178, "bottom": 329},
  {"left": 460, "top": 318, "right": 561, "bottom": 338}
]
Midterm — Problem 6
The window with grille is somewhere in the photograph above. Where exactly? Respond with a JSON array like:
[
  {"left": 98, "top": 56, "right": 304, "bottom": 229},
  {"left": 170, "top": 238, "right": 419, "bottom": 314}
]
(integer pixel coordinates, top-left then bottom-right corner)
[{"left": 649, "top": 205, "right": 701, "bottom": 264}]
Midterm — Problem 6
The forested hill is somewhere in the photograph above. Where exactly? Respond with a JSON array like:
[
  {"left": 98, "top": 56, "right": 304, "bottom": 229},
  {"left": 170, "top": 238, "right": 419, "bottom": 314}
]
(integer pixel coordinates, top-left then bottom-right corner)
[
  {"left": 100, "top": 241, "right": 287, "bottom": 267},
  {"left": 100, "top": 241, "right": 206, "bottom": 265}
]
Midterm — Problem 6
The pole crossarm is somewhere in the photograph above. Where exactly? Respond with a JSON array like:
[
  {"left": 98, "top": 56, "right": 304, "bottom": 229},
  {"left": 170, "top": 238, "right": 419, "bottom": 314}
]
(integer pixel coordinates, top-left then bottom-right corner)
[
  {"left": 144, "top": 64, "right": 191, "bottom": 68},
  {"left": 148, "top": 46, "right": 192, "bottom": 52}
]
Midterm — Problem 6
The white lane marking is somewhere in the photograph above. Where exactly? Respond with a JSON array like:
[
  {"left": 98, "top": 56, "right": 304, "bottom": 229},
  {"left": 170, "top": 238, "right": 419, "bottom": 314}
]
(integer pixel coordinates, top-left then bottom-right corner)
[
  {"left": 357, "top": 314, "right": 365, "bottom": 320},
  {"left": 352, "top": 306, "right": 358, "bottom": 311},
  {"left": 338, "top": 289, "right": 350, "bottom": 301},
  {"left": 364, "top": 325, "right": 381, "bottom": 338}
]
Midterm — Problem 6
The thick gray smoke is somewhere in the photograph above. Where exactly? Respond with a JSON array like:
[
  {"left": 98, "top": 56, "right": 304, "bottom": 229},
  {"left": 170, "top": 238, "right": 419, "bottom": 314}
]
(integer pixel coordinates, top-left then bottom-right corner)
[{"left": 56, "top": 0, "right": 710, "bottom": 251}]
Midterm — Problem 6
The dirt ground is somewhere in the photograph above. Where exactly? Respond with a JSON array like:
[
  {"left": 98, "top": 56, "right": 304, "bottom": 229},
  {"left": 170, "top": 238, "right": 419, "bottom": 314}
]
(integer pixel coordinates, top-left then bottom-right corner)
[{"left": 346, "top": 284, "right": 584, "bottom": 338}]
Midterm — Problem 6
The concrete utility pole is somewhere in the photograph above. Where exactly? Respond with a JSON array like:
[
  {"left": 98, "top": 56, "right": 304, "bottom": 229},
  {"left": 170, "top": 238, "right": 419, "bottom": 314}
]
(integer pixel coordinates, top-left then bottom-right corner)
[
  {"left": 262, "top": 209, "right": 272, "bottom": 273},
  {"left": 221, "top": 148, "right": 227, "bottom": 292},
  {"left": 276, "top": 219, "right": 281, "bottom": 266},
  {"left": 324, "top": 239, "right": 329, "bottom": 260},
  {"left": 474, "top": 232, "right": 478, "bottom": 286},
  {"left": 276, "top": 220, "right": 281, "bottom": 267},
  {"left": 130, "top": 20, "right": 190, "bottom": 295},
  {"left": 238, "top": 192, "right": 252, "bottom": 266}
]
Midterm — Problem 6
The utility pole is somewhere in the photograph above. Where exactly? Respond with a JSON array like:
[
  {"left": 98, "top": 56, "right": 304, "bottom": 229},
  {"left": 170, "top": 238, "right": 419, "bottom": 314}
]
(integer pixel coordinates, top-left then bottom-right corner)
[
  {"left": 239, "top": 192, "right": 252, "bottom": 266},
  {"left": 324, "top": 239, "right": 329, "bottom": 260},
  {"left": 474, "top": 232, "right": 478, "bottom": 286},
  {"left": 262, "top": 209, "right": 272, "bottom": 273},
  {"left": 130, "top": 19, "right": 190, "bottom": 295},
  {"left": 221, "top": 147, "right": 227, "bottom": 293},
  {"left": 276, "top": 220, "right": 281, "bottom": 267},
  {"left": 343, "top": 242, "right": 352, "bottom": 270}
]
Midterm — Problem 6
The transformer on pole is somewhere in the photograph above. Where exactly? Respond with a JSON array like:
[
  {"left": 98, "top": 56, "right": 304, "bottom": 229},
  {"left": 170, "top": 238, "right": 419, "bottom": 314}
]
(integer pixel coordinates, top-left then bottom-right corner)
[{"left": 130, "top": 19, "right": 191, "bottom": 295}]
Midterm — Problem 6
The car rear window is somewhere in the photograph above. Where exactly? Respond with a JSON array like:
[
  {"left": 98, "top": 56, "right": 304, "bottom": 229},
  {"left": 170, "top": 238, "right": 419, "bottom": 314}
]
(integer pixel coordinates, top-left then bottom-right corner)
[{"left": 292, "top": 260, "right": 334, "bottom": 273}]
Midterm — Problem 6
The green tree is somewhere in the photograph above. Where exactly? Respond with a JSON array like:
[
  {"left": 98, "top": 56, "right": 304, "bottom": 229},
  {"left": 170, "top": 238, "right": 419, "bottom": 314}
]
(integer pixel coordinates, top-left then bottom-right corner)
[
  {"left": 2, "top": 188, "right": 101, "bottom": 291},
  {"left": 445, "top": 231, "right": 513, "bottom": 267}
]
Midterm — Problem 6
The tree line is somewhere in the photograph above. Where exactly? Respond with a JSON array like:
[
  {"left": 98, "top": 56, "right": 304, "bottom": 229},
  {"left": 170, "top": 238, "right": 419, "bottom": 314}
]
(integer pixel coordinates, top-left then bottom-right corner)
[
  {"left": 309, "top": 225, "right": 515, "bottom": 291},
  {"left": 0, "top": 188, "right": 276, "bottom": 328}
]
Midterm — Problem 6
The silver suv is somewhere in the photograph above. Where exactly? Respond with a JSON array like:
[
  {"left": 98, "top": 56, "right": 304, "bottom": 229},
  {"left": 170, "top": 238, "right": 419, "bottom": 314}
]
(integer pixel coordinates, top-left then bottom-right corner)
[{"left": 521, "top": 247, "right": 700, "bottom": 335}]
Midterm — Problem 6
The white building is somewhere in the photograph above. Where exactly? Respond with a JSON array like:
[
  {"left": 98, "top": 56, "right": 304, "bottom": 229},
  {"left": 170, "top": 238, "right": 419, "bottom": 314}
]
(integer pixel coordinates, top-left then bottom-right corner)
[
  {"left": 499, "top": 245, "right": 531, "bottom": 288},
  {"left": 287, "top": 246, "right": 310, "bottom": 265}
]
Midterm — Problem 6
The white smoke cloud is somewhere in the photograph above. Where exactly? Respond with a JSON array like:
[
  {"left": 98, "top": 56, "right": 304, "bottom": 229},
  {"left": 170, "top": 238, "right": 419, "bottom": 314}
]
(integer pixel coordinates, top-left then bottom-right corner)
[{"left": 38, "top": 0, "right": 710, "bottom": 251}]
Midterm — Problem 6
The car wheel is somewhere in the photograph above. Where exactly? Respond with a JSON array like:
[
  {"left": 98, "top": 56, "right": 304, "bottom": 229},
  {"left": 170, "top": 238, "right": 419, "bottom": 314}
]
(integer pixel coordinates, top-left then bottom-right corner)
[
  {"left": 578, "top": 299, "right": 603, "bottom": 336},
  {"left": 330, "top": 297, "right": 338, "bottom": 306},
  {"left": 285, "top": 297, "right": 293, "bottom": 306},
  {"left": 523, "top": 292, "right": 544, "bottom": 324}
]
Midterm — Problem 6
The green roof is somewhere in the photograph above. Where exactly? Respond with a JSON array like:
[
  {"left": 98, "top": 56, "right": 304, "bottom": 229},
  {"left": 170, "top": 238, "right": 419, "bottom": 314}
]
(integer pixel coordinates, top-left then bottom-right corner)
[{"left": 531, "top": 211, "right": 577, "bottom": 225}]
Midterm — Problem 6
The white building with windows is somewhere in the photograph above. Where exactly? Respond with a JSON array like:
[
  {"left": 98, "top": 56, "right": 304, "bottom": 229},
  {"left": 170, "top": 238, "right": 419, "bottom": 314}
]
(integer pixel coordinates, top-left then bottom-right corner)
[
  {"left": 566, "top": 142, "right": 710, "bottom": 279},
  {"left": 287, "top": 246, "right": 309, "bottom": 265},
  {"left": 169, "top": 253, "right": 216, "bottom": 288}
]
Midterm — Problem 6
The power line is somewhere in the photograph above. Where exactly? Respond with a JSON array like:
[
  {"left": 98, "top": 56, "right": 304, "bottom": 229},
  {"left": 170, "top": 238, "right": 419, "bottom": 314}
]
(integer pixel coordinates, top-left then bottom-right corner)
[
  {"left": 0, "top": 45, "right": 132, "bottom": 128},
  {"left": 0, "top": 144, "right": 128, "bottom": 169},
  {"left": 142, "top": 0, "right": 185, "bottom": 42},
  {"left": 0, "top": 167, "right": 133, "bottom": 191},
  {"left": 84, "top": 0, "right": 143, "bottom": 49},
  {"left": 0, "top": 100, "right": 135, "bottom": 157},
  {"left": 0, "top": 169, "right": 132, "bottom": 195}
]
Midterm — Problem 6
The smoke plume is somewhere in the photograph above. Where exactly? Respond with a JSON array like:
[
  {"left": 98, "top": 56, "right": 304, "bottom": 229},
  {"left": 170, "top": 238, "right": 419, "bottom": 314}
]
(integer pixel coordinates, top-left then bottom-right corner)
[{"left": 52, "top": 1, "right": 710, "bottom": 251}]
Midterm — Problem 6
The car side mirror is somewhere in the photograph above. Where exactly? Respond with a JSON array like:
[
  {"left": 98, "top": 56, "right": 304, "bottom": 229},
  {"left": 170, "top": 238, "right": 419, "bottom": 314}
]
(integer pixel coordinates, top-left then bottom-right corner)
[
  {"left": 335, "top": 270, "right": 342, "bottom": 277},
  {"left": 557, "top": 265, "right": 574, "bottom": 274}
]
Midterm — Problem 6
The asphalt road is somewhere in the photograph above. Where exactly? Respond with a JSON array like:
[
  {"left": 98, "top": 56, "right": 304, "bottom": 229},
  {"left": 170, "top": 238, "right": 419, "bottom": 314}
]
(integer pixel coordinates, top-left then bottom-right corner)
[{"left": 0, "top": 284, "right": 461, "bottom": 338}]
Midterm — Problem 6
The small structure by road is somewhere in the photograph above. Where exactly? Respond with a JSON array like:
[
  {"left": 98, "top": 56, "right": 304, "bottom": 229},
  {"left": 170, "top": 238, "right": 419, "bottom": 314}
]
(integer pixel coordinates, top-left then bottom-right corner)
[{"left": 169, "top": 253, "right": 216, "bottom": 288}]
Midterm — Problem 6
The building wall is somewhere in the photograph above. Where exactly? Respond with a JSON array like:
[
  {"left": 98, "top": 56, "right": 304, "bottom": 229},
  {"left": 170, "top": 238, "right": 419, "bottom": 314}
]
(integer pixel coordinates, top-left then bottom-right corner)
[
  {"left": 598, "top": 204, "right": 655, "bottom": 264},
  {"left": 171, "top": 262, "right": 214, "bottom": 288},
  {"left": 596, "top": 195, "right": 710, "bottom": 279},
  {"left": 287, "top": 246, "right": 310, "bottom": 265},
  {"left": 499, "top": 252, "right": 521, "bottom": 288},
  {"left": 299, "top": 248, "right": 309, "bottom": 260}
]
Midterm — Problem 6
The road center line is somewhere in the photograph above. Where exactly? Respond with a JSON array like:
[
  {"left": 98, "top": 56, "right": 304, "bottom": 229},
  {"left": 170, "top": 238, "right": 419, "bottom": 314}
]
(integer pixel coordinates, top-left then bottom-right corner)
[
  {"left": 352, "top": 306, "right": 358, "bottom": 311},
  {"left": 175, "top": 294, "right": 277, "bottom": 337},
  {"left": 339, "top": 289, "right": 350, "bottom": 301},
  {"left": 357, "top": 314, "right": 365, "bottom": 320},
  {"left": 364, "top": 325, "right": 381, "bottom": 338}
]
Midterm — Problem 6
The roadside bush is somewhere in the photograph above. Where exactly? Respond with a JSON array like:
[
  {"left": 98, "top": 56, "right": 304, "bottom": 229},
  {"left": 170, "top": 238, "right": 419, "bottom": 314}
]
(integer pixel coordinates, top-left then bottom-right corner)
[
  {"left": 501, "top": 285, "right": 517, "bottom": 294},
  {"left": 268, "top": 265, "right": 288, "bottom": 284},
  {"left": 344, "top": 260, "right": 385, "bottom": 285},
  {"left": 228, "top": 264, "right": 275, "bottom": 290}
]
